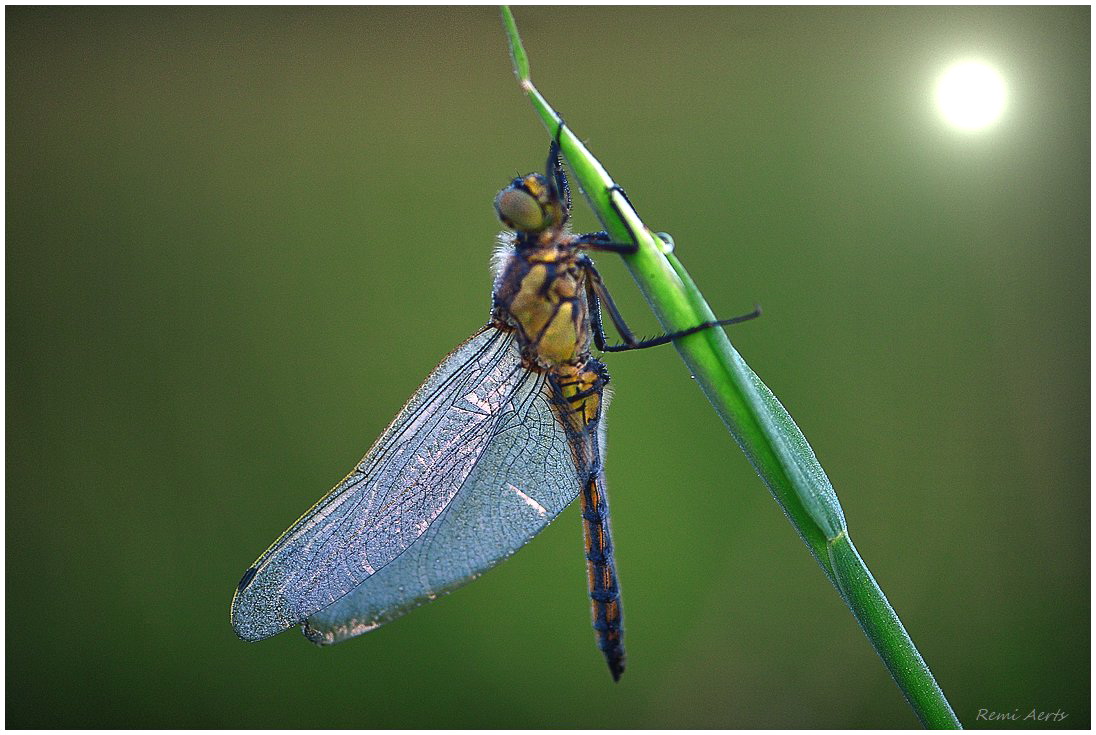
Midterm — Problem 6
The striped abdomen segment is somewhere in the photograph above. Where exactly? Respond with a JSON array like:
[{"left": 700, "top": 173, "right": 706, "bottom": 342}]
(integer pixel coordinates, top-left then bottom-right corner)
[{"left": 581, "top": 472, "right": 625, "bottom": 681}]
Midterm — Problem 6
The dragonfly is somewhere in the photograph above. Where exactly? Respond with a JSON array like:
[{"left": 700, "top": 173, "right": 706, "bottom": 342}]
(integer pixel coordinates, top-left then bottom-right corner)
[{"left": 230, "top": 141, "right": 759, "bottom": 681}]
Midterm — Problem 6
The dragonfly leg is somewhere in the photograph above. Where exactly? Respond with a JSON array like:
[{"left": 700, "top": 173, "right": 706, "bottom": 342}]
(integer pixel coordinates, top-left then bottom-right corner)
[
  {"left": 549, "top": 117, "right": 639, "bottom": 248},
  {"left": 582, "top": 257, "right": 637, "bottom": 351},
  {"left": 582, "top": 257, "right": 761, "bottom": 353},
  {"left": 545, "top": 141, "right": 572, "bottom": 218},
  {"left": 581, "top": 472, "right": 625, "bottom": 681},
  {"left": 598, "top": 305, "right": 762, "bottom": 352},
  {"left": 572, "top": 231, "right": 638, "bottom": 256}
]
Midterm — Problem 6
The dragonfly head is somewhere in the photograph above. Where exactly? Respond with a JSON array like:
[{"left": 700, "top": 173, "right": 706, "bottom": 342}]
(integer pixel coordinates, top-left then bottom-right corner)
[{"left": 494, "top": 173, "right": 567, "bottom": 239}]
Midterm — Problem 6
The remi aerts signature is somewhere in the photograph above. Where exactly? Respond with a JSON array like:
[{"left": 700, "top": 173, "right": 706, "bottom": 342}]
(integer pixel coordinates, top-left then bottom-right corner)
[{"left": 976, "top": 708, "right": 1069, "bottom": 723}]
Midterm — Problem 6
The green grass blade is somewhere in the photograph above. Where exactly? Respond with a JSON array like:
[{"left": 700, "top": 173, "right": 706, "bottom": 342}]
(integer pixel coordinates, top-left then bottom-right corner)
[
  {"left": 500, "top": 6, "right": 960, "bottom": 728},
  {"left": 499, "top": 5, "right": 529, "bottom": 83},
  {"left": 830, "top": 532, "right": 960, "bottom": 728}
]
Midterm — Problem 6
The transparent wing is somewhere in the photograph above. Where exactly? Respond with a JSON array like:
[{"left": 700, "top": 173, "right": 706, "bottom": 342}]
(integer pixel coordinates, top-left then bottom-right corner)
[
  {"left": 231, "top": 326, "right": 585, "bottom": 642},
  {"left": 303, "top": 361, "right": 589, "bottom": 644}
]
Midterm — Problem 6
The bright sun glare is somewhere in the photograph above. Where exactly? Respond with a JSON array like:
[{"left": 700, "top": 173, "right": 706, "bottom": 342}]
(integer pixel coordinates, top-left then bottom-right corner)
[{"left": 935, "top": 61, "right": 1007, "bottom": 131}]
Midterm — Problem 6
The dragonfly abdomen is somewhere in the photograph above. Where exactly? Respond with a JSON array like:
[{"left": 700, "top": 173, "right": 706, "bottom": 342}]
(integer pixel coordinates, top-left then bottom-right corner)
[{"left": 581, "top": 472, "right": 625, "bottom": 681}]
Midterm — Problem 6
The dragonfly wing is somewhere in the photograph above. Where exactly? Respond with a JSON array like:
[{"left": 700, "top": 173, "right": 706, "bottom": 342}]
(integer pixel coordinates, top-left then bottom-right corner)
[
  {"left": 231, "top": 326, "right": 584, "bottom": 642},
  {"left": 303, "top": 363, "right": 585, "bottom": 643}
]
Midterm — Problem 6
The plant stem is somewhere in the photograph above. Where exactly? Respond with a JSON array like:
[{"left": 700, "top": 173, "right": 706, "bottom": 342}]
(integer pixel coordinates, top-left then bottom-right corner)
[{"left": 500, "top": 6, "right": 961, "bottom": 728}]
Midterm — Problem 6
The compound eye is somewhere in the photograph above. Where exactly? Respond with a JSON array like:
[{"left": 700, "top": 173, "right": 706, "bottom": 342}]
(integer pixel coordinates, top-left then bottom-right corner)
[{"left": 494, "top": 186, "right": 546, "bottom": 232}]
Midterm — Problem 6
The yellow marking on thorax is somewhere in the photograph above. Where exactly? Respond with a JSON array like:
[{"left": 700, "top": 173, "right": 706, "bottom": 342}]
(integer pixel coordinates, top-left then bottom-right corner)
[{"left": 507, "top": 257, "right": 590, "bottom": 367}]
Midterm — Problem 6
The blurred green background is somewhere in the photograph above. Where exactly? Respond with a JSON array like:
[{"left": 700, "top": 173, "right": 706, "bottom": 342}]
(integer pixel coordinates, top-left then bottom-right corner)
[{"left": 7, "top": 6, "right": 1089, "bottom": 728}]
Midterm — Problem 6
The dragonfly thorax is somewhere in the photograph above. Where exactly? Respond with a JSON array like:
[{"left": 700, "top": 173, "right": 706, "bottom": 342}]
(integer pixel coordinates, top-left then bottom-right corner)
[{"left": 492, "top": 246, "right": 593, "bottom": 371}]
